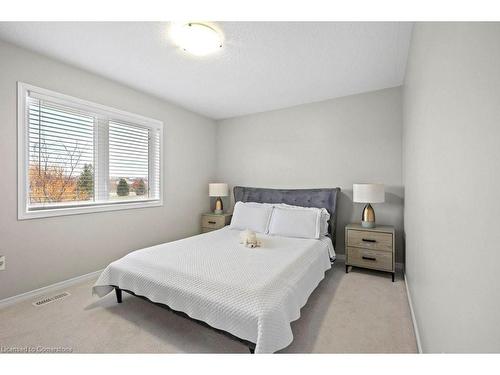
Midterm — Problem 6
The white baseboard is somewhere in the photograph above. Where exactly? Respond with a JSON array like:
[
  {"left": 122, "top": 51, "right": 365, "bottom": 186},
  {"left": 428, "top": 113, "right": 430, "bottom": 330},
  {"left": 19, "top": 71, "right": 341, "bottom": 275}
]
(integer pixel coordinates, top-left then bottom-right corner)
[
  {"left": 404, "top": 272, "right": 423, "bottom": 353},
  {"left": 0, "top": 269, "right": 103, "bottom": 309}
]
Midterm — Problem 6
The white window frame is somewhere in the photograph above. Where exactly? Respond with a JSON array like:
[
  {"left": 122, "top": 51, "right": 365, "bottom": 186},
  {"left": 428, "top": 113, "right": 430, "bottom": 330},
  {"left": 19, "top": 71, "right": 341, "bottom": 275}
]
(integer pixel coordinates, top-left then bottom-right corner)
[{"left": 17, "top": 82, "right": 164, "bottom": 220}]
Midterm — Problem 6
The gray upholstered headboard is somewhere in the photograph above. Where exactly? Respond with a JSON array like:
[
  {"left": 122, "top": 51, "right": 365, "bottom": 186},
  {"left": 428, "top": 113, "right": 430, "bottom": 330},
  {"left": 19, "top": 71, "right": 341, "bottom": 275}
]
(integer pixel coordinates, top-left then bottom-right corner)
[{"left": 233, "top": 186, "right": 341, "bottom": 247}]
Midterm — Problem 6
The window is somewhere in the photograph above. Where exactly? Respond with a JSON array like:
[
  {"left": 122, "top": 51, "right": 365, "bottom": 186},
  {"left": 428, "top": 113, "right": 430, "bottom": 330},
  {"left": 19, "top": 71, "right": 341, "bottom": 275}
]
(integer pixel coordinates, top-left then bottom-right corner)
[{"left": 18, "top": 82, "right": 163, "bottom": 219}]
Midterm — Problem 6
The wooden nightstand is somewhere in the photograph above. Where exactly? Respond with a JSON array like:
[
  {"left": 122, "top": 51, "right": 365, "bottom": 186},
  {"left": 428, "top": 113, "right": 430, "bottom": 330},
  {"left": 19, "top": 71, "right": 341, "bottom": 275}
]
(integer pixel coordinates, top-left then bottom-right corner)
[
  {"left": 201, "top": 212, "right": 232, "bottom": 233},
  {"left": 345, "top": 223, "right": 395, "bottom": 282}
]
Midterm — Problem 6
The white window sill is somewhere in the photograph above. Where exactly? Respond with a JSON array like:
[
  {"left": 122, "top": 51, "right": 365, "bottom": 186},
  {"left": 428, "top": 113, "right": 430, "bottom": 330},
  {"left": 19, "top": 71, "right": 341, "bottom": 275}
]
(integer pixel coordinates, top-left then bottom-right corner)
[{"left": 18, "top": 199, "right": 163, "bottom": 220}]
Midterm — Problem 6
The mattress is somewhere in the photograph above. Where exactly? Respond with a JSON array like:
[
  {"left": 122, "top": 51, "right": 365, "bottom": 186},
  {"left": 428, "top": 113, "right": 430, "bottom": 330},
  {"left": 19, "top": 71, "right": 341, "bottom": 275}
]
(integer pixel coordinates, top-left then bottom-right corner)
[{"left": 93, "top": 227, "right": 334, "bottom": 353}]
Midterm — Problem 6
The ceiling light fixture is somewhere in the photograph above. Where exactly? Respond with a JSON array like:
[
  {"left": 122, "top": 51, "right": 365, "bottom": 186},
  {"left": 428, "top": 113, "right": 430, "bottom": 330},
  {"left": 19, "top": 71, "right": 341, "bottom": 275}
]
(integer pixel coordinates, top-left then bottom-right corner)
[{"left": 170, "top": 22, "right": 223, "bottom": 56}]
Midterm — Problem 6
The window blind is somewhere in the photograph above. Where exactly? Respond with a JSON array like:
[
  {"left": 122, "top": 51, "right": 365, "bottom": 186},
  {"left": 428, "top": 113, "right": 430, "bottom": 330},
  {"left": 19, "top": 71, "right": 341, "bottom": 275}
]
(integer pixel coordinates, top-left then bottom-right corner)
[
  {"left": 28, "top": 97, "right": 95, "bottom": 207},
  {"left": 109, "top": 121, "right": 151, "bottom": 201},
  {"left": 150, "top": 128, "right": 161, "bottom": 199}
]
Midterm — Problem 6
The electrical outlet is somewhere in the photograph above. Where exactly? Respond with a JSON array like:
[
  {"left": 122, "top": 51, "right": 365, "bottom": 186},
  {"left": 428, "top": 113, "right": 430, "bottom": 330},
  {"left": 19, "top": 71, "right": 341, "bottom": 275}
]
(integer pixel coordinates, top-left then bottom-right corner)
[{"left": 0, "top": 255, "right": 5, "bottom": 270}]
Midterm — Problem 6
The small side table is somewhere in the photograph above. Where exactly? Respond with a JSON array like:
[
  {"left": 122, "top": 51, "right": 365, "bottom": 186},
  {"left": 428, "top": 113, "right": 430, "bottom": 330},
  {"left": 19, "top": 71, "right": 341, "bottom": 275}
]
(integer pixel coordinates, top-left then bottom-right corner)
[{"left": 201, "top": 212, "right": 232, "bottom": 233}]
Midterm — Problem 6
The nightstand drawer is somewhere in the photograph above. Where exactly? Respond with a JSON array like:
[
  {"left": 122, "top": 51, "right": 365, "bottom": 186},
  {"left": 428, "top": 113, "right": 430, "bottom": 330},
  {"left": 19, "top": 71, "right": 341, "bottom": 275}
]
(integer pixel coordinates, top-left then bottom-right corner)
[
  {"left": 347, "top": 229, "right": 393, "bottom": 252},
  {"left": 202, "top": 215, "right": 227, "bottom": 229},
  {"left": 347, "top": 247, "right": 393, "bottom": 271}
]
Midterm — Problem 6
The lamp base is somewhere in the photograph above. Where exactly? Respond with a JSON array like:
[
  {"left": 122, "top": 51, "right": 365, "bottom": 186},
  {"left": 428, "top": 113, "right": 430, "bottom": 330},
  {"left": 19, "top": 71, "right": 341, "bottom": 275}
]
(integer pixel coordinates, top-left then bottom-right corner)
[
  {"left": 361, "top": 203, "right": 376, "bottom": 228},
  {"left": 361, "top": 220, "right": 376, "bottom": 229},
  {"left": 213, "top": 197, "right": 224, "bottom": 215}
]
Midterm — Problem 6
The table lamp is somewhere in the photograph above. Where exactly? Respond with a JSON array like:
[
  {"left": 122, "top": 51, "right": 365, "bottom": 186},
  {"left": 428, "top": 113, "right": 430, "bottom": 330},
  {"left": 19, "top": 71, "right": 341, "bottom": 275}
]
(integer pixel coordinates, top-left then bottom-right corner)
[
  {"left": 209, "top": 183, "right": 228, "bottom": 214},
  {"left": 353, "top": 183, "right": 385, "bottom": 228}
]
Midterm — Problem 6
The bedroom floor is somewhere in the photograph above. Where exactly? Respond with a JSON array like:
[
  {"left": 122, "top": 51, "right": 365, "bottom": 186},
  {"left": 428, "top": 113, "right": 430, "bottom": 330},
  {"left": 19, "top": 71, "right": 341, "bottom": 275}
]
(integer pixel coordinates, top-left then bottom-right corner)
[{"left": 0, "top": 261, "right": 417, "bottom": 353}]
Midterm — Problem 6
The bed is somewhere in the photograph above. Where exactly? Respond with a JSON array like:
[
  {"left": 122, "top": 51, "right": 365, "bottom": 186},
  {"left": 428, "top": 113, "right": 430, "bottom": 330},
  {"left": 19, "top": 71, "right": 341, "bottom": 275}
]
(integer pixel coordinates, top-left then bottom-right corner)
[{"left": 93, "top": 186, "right": 340, "bottom": 353}]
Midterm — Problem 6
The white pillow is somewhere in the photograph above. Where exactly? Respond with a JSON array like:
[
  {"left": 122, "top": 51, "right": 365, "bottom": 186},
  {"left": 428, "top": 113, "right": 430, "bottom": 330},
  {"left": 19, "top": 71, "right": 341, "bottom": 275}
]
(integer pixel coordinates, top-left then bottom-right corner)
[
  {"left": 229, "top": 201, "right": 274, "bottom": 234},
  {"left": 268, "top": 206, "right": 322, "bottom": 239},
  {"left": 274, "top": 203, "right": 330, "bottom": 236}
]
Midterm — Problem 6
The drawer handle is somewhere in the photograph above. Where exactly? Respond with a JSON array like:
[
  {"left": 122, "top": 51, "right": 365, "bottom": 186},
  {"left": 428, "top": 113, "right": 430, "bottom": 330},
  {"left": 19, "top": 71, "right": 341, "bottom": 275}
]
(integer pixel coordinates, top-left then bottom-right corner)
[
  {"left": 362, "top": 238, "right": 376, "bottom": 243},
  {"left": 208, "top": 221, "right": 216, "bottom": 224},
  {"left": 362, "top": 256, "right": 377, "bottom": 261}
]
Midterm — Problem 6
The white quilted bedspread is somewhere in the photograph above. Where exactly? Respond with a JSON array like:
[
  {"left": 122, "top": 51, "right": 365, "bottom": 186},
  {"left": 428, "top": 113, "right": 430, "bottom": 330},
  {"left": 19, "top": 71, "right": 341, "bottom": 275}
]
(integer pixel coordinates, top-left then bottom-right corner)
[{"left": 93, "top": 227, "right": 334, "bottom": 353}]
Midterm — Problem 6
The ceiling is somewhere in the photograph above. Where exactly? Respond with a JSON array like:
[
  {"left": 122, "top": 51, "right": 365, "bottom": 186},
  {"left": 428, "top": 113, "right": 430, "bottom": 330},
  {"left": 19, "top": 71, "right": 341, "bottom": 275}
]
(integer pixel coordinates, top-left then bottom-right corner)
[{"left": 0, "top": 22, "right": 413, "bottom": 120}]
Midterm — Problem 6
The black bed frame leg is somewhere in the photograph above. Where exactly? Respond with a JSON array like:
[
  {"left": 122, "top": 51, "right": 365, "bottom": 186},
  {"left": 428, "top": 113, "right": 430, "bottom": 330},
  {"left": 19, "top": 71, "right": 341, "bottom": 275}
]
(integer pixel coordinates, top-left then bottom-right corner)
[
  {"left": 115, "top": 287, "right": 122, "bottom": 303},
  {"left": 248, "top": 346, "right": 255, "bottom": 354}
]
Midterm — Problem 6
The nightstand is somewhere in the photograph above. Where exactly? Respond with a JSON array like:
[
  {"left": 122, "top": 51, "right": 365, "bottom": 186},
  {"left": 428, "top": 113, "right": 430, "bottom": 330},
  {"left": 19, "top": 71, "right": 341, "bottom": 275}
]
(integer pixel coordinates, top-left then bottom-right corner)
[
  {"left": 201, "top": 212, "right": 232, "bottom": 233},
  {"left": 345, "top": 223, "right": 395, "bottom": 282}
]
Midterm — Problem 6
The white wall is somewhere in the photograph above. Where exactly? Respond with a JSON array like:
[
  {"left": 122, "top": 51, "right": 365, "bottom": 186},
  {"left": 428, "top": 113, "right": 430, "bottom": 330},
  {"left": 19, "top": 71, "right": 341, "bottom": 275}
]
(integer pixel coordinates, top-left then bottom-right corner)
[
  {"left": 216, "top": 87, "right": 404, "bottom": 260},
  {"left": 0, "top": 40, "right": 217, "bottom": 300},
  {"left": 403, "top": 23, "right": 500, "bottom": 352}
]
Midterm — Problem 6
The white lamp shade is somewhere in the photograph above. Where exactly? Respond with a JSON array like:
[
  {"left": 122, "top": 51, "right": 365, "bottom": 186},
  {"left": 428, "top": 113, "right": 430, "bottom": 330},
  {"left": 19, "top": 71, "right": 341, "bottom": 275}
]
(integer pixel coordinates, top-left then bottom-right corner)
[
  {"left": 209, "top": 183, "right": 229, "bottom": 197},
  {"left": 353, "top": 183, "right": 385, "bottom": 203}
]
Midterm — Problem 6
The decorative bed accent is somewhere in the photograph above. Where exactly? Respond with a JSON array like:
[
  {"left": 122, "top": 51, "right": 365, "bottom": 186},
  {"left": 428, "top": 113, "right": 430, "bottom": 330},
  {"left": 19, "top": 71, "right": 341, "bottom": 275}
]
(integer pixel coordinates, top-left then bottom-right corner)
[
  {"left": 93, "top": 186, "right": 340, "bottom": 353},
  {"left": 239, "top": 229, "right": 262, "bottom": 248}
]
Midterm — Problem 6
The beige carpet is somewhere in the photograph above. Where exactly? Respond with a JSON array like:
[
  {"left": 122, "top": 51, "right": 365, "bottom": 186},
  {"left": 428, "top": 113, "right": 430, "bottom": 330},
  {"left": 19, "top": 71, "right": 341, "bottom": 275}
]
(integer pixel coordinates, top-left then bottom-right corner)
[{"left": 0, "top": 262, "right": 417, "bottom": 353}]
